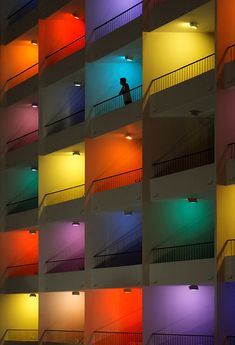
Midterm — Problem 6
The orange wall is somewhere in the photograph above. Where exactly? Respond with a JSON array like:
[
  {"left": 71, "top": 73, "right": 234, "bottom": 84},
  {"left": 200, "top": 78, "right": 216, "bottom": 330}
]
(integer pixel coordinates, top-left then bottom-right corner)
[
  {"left": 85, "top": 288, "right": 142, "bottom": 343},
  {"left": 85, "top": 129, "right": 142, "bottom": 190}
]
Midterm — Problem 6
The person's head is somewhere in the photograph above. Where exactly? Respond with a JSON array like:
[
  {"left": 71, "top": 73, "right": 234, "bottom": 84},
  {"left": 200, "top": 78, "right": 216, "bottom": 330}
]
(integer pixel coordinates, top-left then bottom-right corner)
[{"left": 120, "top": 77, "right": 126, "bottom": 85}]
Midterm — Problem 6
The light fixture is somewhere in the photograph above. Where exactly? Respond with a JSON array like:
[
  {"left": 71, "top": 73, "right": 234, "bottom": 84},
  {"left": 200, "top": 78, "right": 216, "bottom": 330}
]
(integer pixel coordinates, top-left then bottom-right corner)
[
  {"left": 123, "top": 288, "right": 132, "bottom": 294},
  {"left": 72, "top": 222, "right": 80, "bottom": 227},
  {"left": 125, "top": 134, "right": 133, "bottom": 140},
  {"left": 72, "top": 290, "right": 80, "bottom": 295},
  {"left": 124, "top": 210, "right": 133, "bottom": 216},
  {"left": 29, "top": 229, "right": 37, "bottom": 235},
  {"left": 31, "top": 103, "right": 38, "bottom": 108},
  {"left": 31, "top": 167, "right": 37, "bottom": 172},
  {"left": 187, "top": 197, "right": 198, "bottom": 203},
  {"left": 31, "top": 40, "right": 38, "bottom": 46},
  {"left": 72, "top": 12, "right": 79, "bottom": 20},
  {"left": 29, "top": 293, "right": 37, "bottom": 297},
  {"left": 124, "top": 55, "right": 133, "bottom": 62},
  {"left": 74, "top": 82, "right": 82, "bottom": 87},
  {"left": 189, "top": 285, "right": 199, "bottom": 290},
  {"left": 73, "top": 151, "right": 80, "bottom": 156},
  {"left": 188, "top": 21, "right": 198, "bottom": 29}
]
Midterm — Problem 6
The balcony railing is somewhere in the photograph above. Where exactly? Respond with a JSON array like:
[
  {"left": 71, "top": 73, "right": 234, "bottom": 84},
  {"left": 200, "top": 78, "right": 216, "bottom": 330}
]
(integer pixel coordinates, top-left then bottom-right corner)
[
  {"left": 153, "top": 148, "right": 214, "bottom": 178},
  {"left": 152, "top": 333, "right": 214, "bottom": 345},
  {"left": 94, "top": 224, "right": 142, "bottom": 268},
  {"left": 0, "top": 329, "right": 38, "bottom": 343},
  {"left": 150, "top": 54, "right": 215, "bottom": 94},
  {"left": 6, "top": 129, "right": 38, "bottom": 152},
  {"left": 93, "top": 2, "right": 142, "bottom": 41},
  {"left": 8, "top": 0, "right": 38, "bottom": 24},
  {"left": 6, "top": 263, "right": 38, "bottom": 278},
  {"left": 7, "top": 196, "right": 38, "bottom": 215},
  {"left": 46, "top": 257, "right": 84, "bottom": 274},
  {"left": 94, "top": 85, "right": 142, "bottom": 117},
  {"left": 152, "top": 242, "right": 214, "bottom": 264},
  {"left": 45, "top": 109, "right": 85, "bottom": 136},
  {"left": 227, "top": 142, "right": 235, "bottom": 159},
  {"left": 41, "top": 35, "right": 85, "bottom": 69},
  {"left": 41, "top": 184, "right": 85, "bottom": 208},
  {"left": 39, "top": 330, "right": 84, "bottom": 345},
  {"left": 7, "top": 63, "right": 39, "bottom": 90},
  {"left": 92, "top": 331, "right": 142, "bottom": 345},
  {"left": 222, "top": 43, "right": 235, "bottom": 66},
  {"left": 227, "top": 336, "right": 235, "bottom": 345}
]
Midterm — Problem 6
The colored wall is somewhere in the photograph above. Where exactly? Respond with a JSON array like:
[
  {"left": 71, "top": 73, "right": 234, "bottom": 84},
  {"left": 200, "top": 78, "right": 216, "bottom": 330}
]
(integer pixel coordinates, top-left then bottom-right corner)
[
  {"left": 86, "top": 39, "right": 142, "bottom": 115},
  {"left": 85, "top": 125, "right": 142, "bottom": 190},
  {"left": 39, "top": 292, "right": 84, "bottom": 331},
  {"left": 86, "top": 0, "right": 141, "bottom": 38},
  {"left": 0, "top": 294, "right": 38, "bottom": 338},
  {"left": 39, "top": 149, "right": 85, "bottom": 203},
  {"left": 143, "top": 285, "right": 214, "bottom": 341},
  {"left": 143, "top": 32, "right": 214, "bottom": 93},
  {"left": 40, "top": 221, "right": 84, "bottom": 272},
  {"left": 85, "top": 288, "right": 142, "bottom": 343}
]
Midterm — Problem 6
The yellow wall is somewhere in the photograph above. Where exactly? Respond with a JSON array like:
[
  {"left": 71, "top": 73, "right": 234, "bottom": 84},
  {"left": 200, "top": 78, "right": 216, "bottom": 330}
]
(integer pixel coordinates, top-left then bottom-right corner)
[
  {"left": 0, "top": 294, "right": 38, "bottom": 337},
  {"left": 39, "top": 151, "right": 85, "bottom": 204},
  {"left": 143, "top": 32, "right": 214, "bottom": 92}
]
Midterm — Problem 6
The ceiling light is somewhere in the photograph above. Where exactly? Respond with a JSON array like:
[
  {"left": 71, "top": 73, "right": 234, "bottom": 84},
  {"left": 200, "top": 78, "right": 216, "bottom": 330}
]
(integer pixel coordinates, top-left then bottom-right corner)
[
  {"left": 74, "top": 82, "right": 82, "bottom": 87},
  {"left": 72, "top": 222, "right": 80, "bottom": 227},
  {"left": 72, "top": 13, "right": 79, "bottom": 20},
  {"left": 124, "top": 210, "right": 133, "bottom": 216},
  {"left": 188, "top": 21, "right": 198, "bottom": 29},
  {"left": 124, "top": 55, "right": 133, "bottom": 62},
  {"left": 31, "top": 40, "right": 38, "bottom": 46},
  {"left": 29, "top": 229, "right": 37, "bottom": 234},
  {"left": 72, "top": 290, "right": 80, "bottom": 295},
  {"left": 31, "top": 103, "right": 38, "bottom": 108},
  {"left": 125, "top": 134, "right": 133, "bottom": 140},
  {"left": 187, "top": 197, "right": 198, "bottom": 203},
  {"left": 31, "top": 167, "right": 37, "bottom": 172},
  {"left": 73, "top": 151, "right": 80, "bottom": 156},
  {"left": 123, "top": 288, "right": 132, "bottom": 294},
  {"left": 29, "top": 293, "right": 37, "bottom": 297},
  {"left": 189, "top": 285, "right": 199, "bottom": 290}
]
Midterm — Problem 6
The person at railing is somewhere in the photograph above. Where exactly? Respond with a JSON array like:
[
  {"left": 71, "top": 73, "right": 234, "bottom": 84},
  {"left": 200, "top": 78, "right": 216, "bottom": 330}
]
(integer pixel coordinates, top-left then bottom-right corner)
[{"left": 119, "top": 78, "right": 132, "bottom": 105}]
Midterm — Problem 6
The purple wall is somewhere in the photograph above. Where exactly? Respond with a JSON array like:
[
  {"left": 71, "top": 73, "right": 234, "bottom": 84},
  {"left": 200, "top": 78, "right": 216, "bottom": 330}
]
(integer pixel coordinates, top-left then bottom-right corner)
[{"left": 143, "top": 285, "right": 214, "bottom": 343}]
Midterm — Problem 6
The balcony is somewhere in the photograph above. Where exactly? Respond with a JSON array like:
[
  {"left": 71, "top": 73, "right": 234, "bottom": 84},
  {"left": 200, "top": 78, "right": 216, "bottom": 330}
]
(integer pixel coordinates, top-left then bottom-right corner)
[
  {"left": 151, "top": 148, "right": 214, "bottom": 200},
  {"left": 220, "top": 239, "right": 235, "bottom": 282},
  {"left": 92, "top": 331, "right": 142, "bottom": 345},
  {"left": 222, "top": 44, "right": 235, "bottom": 89},
  {"left": 7, "top": 0, "right": 38, "bottom": 24},
  {"left": 0, "top": 329, "right": 38, "bottom": 344},
  {"left": 40, "top": 330, "right": 84, "bottom": 345},
  {"left": 45, "top": 109, "right": 85, "bottom": 136},
  {"left": 46, "top": 257, "right": 84, "bottom": 274},
  {"left": 149, "top": 54, "right": 215, "bottom": 117},
  {"left": 7, "top": 130, "right": 38, "bottom": 152},
  {"left": 152, "top": 333, "right": 214, "bottom": 345},
  {"left": 7, "top": 196, "right": 38, "bottom": 215}
]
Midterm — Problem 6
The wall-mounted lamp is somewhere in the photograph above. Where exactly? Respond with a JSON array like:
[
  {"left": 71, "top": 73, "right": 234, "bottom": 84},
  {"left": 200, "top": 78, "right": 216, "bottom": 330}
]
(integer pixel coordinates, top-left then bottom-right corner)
[
  {"left": 74, "top": 82, "right": 82, "bottom": 87},
  {"left": 124, "top": 210, "right": 133, "bottom": 216},
  {"left": 125, "top": 134, "right": 133, "bottom": 140},
  {"left": 31, "top": 40, "right": 38, "bottom": 46},
  {"left": 188, "top": 21, "right": 198, "bottom": 29},
  {"left": 29, "top": 229, "right": 37, "bottom": 235},
  {"left": 124, "top": 55, "right": 134, "bottom": 62},
  {"left": 31, "top": 167, "right": 37, "bottom": 172},
  {"left": 31, "top": 103, "right": 38, "bottom": 108},
  {"left": 189, "top": 285, "right": 199, "bottom": 290},
  {"left": 29, "top": 293, "right": 37, "bottom": 297},
  {"left": 187, "top": 197, "right": 198, "bottom": 203},
  {"left": 73, "top": 151, "right": 80, "bottom": 156},
  {"left": 72, "top": 13, "right": 80, "bottom": 20},
  {"left": 72, "top": 290, "right": 80, "bottom": 295},
  {"left": 72, "top": 222, "right": 80, "bottom": 227},
  {"left": 123, "top": 288, "right": 132, "bottom": 294}
]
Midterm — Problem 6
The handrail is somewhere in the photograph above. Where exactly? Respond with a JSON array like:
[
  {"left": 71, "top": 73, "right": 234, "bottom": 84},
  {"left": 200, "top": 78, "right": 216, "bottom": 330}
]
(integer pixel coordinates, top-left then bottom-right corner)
[
  {"left": 44, "top": 184, "right": 85, "bottom": 198},
  {"left": 44, "top": 36, "right": 85, "bottom": 60},
  {"left": 152, "top": 332, "right": 214, "bottom": 337},
  {"left": 46, "top": 257, "right": 84, "bottom": 264},
  {"left": 39, "top": 329, "right": 84, "bottom": 345},
  {"left": 153, "top": 148, "right": 213, "bottom": 166},
  {"left": 7, "top": 262, "right": 38, "bottom": 269},
  {"left": 8, "top": 0, "right": 37, "bottom": 20},
  {"left": 6, "top": 129, "right": 38, "bottom": 145},
  {"left": 94, "top": 2, "right": 142, "bottom": 31},
  {"left": 94, "top": 331, "right": 142, "bottom": 335},
  {"left": 94, "top": 85, "right": 142, "bottom": 107},
  {"left": 93, "top": 168, "right": 142, "bottom": 184},
  {"left": 45, "top": 109, "right": 85, "bottom": 127},
  {"left": 0, "top": 329, "right": 38, "bottom": 344},
  {"left": 7, "top": 196, "right": 38, "bottom": 207},
  {"left": 7, "top": 63, "right": 39, "bottom": 83}
]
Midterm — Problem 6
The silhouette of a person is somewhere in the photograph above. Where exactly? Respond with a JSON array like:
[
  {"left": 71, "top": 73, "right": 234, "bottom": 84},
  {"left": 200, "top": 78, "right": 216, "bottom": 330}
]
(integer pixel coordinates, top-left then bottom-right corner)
[{"left": 119, "top": 77, "right": 132, "bottom": 105}]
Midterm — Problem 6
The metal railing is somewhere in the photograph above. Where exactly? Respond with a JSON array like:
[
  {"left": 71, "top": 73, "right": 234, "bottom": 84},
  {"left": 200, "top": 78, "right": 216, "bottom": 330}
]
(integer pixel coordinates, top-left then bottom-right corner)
[
  {"left": 6, "top": 263, "right": 38, "bottom": 278},
  {"left": 41, "top": 35, "right": 85, "bottom": 69},
  {"left": 227, "top": 142, "right": 235, "bottom": 159},
  {"left": 220, "top": 239, "right": 235, "bottom": 258},
  {"left": 152, "top": 242, "right": 214, "bottom": 264},
  {"left": 45, "top": 109, "right": 85, "bottom": 136},
  {"left": 93, "top": 2, "right": 142, "bottom": 41},
  {"left": 46, "top": 257, "right": 84, "bottom": 274},
  {"left": 94, "top": 224, "right": 142, "bottom": 268},
  {"left": 0, "top": 329, "right": 38, "bottom": 343},
  {"left": 92, "top": 331, "right": 142, "bottom": 345},
  {"left": 6, "top": 129, "right": 38, "bottom": 152},
  {"left": 151, "top": 54, "right": 215, "bottom": 94},
  {"left": 152, "top": 333, "right": 214, "bottom": 345},
  {"left": 39, "top": 330, "right": 84, "bottom": 345},
  {"left": 221, "top": 43, "right": 235, "bottom": 66},
  {"left": 94, "top": 85, "right": 142, "bottom": 117},
  {"left": 153, "top": 148, "right": 214, "bottom": 178},
  {"left": 7, "top": 196, "right": 38, "bottom": 215},
  {"left": 6, "top": 63, "right": 39, "bottom": 90},
  {"left": 8, "top": 0, "right": 38, "bottom": 24},
  {"left": 41, "top": 184, "right": 85, "bottom": 207},
  {"left": 227, "top": 336, "right": 235, "bottom": 345}
]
